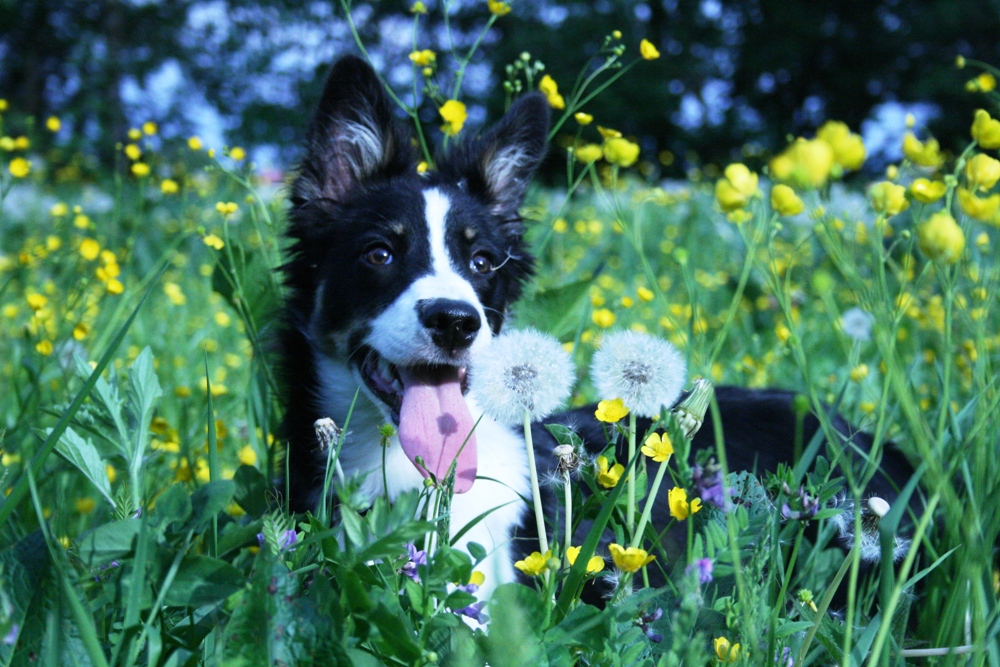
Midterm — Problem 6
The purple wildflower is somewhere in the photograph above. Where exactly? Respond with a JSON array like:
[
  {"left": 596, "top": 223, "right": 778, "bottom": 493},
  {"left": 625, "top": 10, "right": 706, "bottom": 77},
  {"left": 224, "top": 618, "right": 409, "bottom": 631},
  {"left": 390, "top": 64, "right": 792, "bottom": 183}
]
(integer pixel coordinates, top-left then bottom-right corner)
[
  {"left": 400, "top": 543, "right": 427, "bottom": 583},
  {"left": 2, "top": 625, "right": 18, "bottom": 646},
  {"left": 455, "top": 600, "right": 488, "bottom": 624},
  {"left": 693, "top": 462, "right": 729, "bottom": 510},
  {"left": 256, "top": 532, "right": 266, "bottom": 547},
  {"left": 280, "top": 529, "right": 298, "bottom": 551},
  {"left": 780, "top": 484, "right": 819, "bottom": 521},
  {"left": 638, "top": 608, "right": 664, "bottom": 643},
  {"left": 776, "top": 647, "right": 793, "bottom": 667},
  {"left": 686, "top": 558, "right": 714, "bottom": 585}
]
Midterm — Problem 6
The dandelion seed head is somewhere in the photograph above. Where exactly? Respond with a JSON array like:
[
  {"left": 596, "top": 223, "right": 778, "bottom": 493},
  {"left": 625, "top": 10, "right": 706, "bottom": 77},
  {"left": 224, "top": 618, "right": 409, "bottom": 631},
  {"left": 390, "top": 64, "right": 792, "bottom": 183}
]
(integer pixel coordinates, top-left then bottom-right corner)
[
  {"left": 829, "top": 494, "right": 910, "bottom": 563},
  {"left": 590, "top": 331, "right": 686, "bottom": 418},
  {"left": 841, "top": 307, "right": 874, "bottom": 342},
  {"left": 469, "top": 328, "right": 575, "bottom": 425}
]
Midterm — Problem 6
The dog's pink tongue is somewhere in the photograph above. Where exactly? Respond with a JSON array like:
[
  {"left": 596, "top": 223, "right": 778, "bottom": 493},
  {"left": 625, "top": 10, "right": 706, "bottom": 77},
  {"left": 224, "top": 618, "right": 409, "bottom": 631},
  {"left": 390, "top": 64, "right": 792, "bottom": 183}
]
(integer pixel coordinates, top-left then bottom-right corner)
[{"left": 397, "top": 366, "right": 477, "bottom": 493}]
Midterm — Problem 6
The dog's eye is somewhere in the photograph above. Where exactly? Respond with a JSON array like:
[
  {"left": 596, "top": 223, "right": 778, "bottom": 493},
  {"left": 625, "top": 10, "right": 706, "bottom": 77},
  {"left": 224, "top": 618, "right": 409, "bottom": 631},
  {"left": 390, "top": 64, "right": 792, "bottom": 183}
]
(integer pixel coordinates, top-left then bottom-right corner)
[
  {"left": 365, "top": 245, "right": 393, "bottom": 266},
  {"left": 469, "top": 253, "right": 492, "bottom": 274}
]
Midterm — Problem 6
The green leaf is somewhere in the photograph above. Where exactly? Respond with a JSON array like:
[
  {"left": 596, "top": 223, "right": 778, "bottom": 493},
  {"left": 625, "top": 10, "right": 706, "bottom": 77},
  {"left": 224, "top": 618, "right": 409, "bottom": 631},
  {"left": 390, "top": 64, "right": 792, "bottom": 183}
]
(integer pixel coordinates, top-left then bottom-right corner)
[
  {"left": 479, "top": 584, "right": 547, "bottom": 667},
  {"left": 76, "top": 519, "right": 142, "bottom": 567},
  {"left": 162, "top": 555, "right": 245, "bottom": 607},
  {"left": 775, "top": 620, "right": 814, "bottom": 639},
  {"left": 124, "top": 346, "right": 162, "bottom": 463},
  {"left": 53, "top": 427, "right": 114, "bottom": 505},
  {"left": 232, "top": 465, "right": 269, "bottom": 519},
  {"left": 185, "top": 480, "right": 235, "bottom": 531},
  {"left": 221, "top": 550, "right": 342, "bottom": 666},
  {"left": 154, "top": 483, "right": 193, "bottom": 528}
]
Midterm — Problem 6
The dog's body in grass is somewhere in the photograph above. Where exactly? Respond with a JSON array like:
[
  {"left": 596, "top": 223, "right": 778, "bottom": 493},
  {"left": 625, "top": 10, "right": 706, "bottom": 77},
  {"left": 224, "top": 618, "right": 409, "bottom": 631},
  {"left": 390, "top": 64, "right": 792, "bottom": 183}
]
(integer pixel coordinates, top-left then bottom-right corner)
[{"left": 278, "top": 56, "right": 911, "bottom": 602}]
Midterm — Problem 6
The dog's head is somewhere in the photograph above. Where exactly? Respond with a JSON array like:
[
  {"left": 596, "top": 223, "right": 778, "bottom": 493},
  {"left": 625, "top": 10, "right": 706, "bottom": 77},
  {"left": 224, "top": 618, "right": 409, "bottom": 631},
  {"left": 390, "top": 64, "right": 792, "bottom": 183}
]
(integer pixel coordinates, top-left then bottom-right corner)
[{"left": 286, "top": 56, "right": 549, "bottom": 492}]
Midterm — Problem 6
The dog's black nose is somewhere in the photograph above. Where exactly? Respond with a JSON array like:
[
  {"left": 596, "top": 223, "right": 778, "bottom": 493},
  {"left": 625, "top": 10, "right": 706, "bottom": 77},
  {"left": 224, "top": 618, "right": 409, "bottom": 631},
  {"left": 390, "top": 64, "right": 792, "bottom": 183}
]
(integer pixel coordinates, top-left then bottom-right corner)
[{"left": 418, "top": 299, "right": 481, "bottom": 353}]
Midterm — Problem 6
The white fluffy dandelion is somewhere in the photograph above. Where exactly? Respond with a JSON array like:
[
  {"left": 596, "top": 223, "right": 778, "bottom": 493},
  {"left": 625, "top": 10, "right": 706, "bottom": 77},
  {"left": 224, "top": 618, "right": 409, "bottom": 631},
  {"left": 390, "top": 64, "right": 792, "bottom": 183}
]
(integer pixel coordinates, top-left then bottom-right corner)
[
  {"left": 841, "top": 307, "right": 875, "bottom": 342},
  {"left": 829, "top": 494, "right": 911, "bottom": 563},
  {"left": 470, "top": 328, "right": 576, "bottom": 426},
  {"left": 590, "top": 330, "right": 686, "bottom": 418}
]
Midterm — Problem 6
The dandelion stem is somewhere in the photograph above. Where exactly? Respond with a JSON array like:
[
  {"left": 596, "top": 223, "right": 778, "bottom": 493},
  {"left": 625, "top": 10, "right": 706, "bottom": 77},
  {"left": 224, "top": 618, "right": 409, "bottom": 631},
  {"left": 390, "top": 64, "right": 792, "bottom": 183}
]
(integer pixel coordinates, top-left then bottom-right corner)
[
  {"left": 630, "top": 455, "right": 670, "bottom": 549},
  {"left": 627, "top": 411, "right": 637, "bottom": 537},
  {"left": 523, "top": 409, "right": 549, "bottom": 554},
  {"left": 563, "top": 468, "right": 572, "bottom": 563}
]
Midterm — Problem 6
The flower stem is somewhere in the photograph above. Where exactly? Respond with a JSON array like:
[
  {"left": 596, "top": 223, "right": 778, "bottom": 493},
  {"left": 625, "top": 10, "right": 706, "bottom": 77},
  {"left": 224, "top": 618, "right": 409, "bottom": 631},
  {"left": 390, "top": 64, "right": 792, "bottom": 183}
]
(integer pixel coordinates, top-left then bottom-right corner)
[
  {"left": 630, "top": 455, "right": 670, "bottom": 549},
  {"left": 523, "top": 409, "right": 549, "bottom": 554},
  {"left": 563, "top": 468, "right": 572, "bottom": 563},
  {"left": 627, "top": 411, "right": 637, "bottom": 537}
]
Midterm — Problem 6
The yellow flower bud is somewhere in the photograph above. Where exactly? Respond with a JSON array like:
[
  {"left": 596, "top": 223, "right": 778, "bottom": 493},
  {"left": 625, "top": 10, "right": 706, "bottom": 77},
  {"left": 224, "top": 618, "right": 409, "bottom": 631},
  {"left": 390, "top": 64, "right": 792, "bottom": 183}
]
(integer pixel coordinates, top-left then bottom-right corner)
[
  {"left": 908, "top": 178, "right": 947, "bottom": 203},
  {"left": 957, "top": 188, "right": 1000, "bottom": 221},
  {"left": 869, "top": 181, "right": 909, "bottom": 216},
  {"left": 972, "top": 110, "right": 1000, "bottom": 149},
  {"left": 918, "top": 211, "right": 965, "bottom": 263},
  {"left": 965, "top": 153, "right": 1000, "bottom": 192},
  {"left": 602, "top": 137, "right": 640, "bottom": 167},
  {"left": 770, "top": 184, "right": 805, "bottom": 216}
]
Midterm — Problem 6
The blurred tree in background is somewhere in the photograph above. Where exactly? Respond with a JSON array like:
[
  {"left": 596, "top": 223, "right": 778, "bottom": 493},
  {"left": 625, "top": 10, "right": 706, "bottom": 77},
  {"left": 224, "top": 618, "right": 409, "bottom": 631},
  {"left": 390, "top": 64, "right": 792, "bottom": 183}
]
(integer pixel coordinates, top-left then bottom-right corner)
[{"left": 2, "top": 0, "right": 998, "bottom": 174}]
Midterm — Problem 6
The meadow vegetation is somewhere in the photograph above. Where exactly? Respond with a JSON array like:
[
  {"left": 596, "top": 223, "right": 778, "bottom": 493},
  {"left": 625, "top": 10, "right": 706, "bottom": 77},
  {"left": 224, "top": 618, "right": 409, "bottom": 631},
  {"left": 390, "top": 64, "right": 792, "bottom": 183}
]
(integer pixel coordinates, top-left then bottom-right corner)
[{"left": 0, "top": 5, "right": 999, "bottom": 666}]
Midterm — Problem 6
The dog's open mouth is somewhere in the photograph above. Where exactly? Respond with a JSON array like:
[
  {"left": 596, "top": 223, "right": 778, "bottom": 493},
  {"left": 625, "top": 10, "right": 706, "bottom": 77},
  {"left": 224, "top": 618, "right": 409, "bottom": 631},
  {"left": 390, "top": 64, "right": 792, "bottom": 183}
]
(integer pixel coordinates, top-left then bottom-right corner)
[{"left": 357, "top": 346, "right": 478, "bottom": 493}]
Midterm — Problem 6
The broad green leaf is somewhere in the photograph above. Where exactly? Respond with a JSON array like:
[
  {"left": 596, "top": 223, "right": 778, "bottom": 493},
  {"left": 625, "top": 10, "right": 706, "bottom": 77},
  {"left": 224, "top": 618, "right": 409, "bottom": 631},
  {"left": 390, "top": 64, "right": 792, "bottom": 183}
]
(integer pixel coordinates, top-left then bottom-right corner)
[
  {"left": 232, "top": 465, "right": 269, "bottom": 519},
  {"left": 76, "top": 519, "right": 142, "bottom": 567},
  {"left": 53, "top": 427, "right": 114, "bottom": 505},
  {"left": 162, "top": 555, "right": 245, "bottom": 607},
  {"left": 185, "top": 480, "right": 235, "bottom": 532}
]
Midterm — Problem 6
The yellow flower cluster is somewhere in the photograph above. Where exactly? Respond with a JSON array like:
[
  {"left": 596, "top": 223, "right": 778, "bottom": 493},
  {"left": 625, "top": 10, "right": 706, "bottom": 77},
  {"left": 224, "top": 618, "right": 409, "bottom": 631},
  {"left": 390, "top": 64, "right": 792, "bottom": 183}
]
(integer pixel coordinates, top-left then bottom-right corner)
[
  {"left": 769, "top": 120, "right": 864, "bottom": 190},
  {"left": 439, "top": 99, "right": 467, "bottom": 136}
]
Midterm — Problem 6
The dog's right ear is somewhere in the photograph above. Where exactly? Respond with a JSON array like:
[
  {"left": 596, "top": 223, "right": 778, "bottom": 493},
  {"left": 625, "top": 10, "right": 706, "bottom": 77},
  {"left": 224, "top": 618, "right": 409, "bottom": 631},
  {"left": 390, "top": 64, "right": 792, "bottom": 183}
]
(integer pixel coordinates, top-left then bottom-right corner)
[{"left": 293, "top": 56, "right": 411, "bottom": 206}]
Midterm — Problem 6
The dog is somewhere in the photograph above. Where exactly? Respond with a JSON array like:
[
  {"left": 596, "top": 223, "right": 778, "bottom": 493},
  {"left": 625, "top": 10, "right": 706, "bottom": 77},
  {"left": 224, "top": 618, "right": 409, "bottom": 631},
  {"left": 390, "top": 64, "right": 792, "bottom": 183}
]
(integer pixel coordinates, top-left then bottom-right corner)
[{"left": 278, "top": 56, "right": 912, "bottom": 602}]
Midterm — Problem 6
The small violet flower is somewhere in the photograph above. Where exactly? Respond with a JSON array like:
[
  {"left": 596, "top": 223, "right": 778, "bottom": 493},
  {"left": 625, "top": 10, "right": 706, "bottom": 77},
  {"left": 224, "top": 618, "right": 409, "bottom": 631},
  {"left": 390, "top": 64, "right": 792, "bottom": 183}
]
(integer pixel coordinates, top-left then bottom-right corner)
[
  {"left": 400, "top": 543, "right": 427, "bottom": 582},
  {"left": 686, "top": 557, "right": 714, "bottom": 585}
]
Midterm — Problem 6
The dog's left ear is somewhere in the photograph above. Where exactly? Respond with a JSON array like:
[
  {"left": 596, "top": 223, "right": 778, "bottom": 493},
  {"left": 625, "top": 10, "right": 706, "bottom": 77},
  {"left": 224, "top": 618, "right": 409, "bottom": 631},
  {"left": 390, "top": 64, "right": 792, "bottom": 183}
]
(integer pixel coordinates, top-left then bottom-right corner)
[{"left": 442, "top": 93, "right": 549, "bottom": 222}]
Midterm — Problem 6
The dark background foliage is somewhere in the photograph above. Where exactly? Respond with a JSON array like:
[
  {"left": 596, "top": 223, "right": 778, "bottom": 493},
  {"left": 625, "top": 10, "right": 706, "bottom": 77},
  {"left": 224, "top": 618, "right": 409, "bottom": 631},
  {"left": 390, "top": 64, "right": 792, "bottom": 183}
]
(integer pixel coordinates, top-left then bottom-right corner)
[{"left": 2, "top": 0, "right": 998, "bottom": 174}]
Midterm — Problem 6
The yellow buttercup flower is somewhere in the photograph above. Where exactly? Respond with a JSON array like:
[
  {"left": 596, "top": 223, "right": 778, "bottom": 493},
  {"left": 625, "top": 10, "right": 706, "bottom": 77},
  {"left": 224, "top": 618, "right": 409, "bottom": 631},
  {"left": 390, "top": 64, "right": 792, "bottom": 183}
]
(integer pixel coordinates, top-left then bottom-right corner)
[
  {"left": 574, "top": 112, "right": 593, "bottom": 126},
  {"left": 238, "top": 444, "right": 257, "bottom": 466},
  {"left": 769, "top": 138, "right": 834, "bottom": 189},
  {"left": 203, "top": 234, "right": 225, "bottom": 250},
  {"left": 714, "top": 163, "right": 759, "bottom": 212},
  {"left": 229, "top": 146, "right": 246, "bottom": 161},
  {"left": 73, "top": 322, "right": 89, "bottom": 340},
  {"left": 918, "top": 211, "right": 965, "bottom": 264},
  {"left": 957, "top": 188, "right": 1000, "bottom": 221},
  {"left": 714, "top": 637, "right": 741, "bottom": 663},
  {"left": 592, "top": 307, "right": 616, "bottom": 328},
  {"left": 538, "top": 75, "right": 566, "bottom": 110},
  {"left": 36, "top": 340, "right": 54, "bottom": 356},
  {"left": 131, "top": 162, "right": 150, "bottom": 177},
  {"left": 160, "top": 178, "right": 179, "bottom": 194},
  {"left": 965, "top": 153, "right": 1000, "bottom": 192},
  {"left": 902, "top": 132, "right": 944, "bottom": 168},
  {"left": 215, "top": 201, "right": 238, "bottom": 215},
  {"left": 603, "top": 137, "right": 640, "bottom": 167},
  {"left": 575, "top": 143, "right": 603, "bottom": 164},
  {"left": 595, "top": 398, "right": 629, "bottom": 423},
  {"left": 972, "top": 109, "right": 1000, "bottom": 149},
  {"left": 79, "top": 238, "right": 101, "bottom": 261},
  {"left": 595, "top": 456, "right": 624, "bottom": 489},
  {"left": 641, "top": 432, "right": 674, "bottom": 463},
  {"left": 514, "top": 550, "right": 551, "bottom": 577},
  {"left": 8, "top": 158, "right": 30, "bottom": 178},
  {"left": 816, "top": 120, "right": 866, "bottom": 171},
  {"left": 869, "top": 181, "right": 909, "bottom": 217},
  {"left": 410, "top": 1, "right": 427, "bottom": 13},
  {"left": 75, "top": 498, "right": 96, "bottom": 514},
  {"left": 46, "top": 116, "right": 61, "bottom": 132},
  {"left": 597, "top": 125, "right": 622, "bottom": 139},
  {"left": 487, "top": 0, "right": 512, "bottom": 16},
  {"left": 124, "top": 144, "right": 141, "bottom": 161},
  {"left": 849, "top": 364, "right": 869, "bottom": 382},
  {"left": 608, "top": 543, "right": 654, "bottom": 573},
  {"left": 127, "top": 128, "right": 141, "bottom": 141},
  {"left": 142, "top": 121, "right": 158, "bottom": 135},
  {"left": 188, "top": 136, "right": 204, "bottom": 151},
  {"left": 26, "top": 293, "right": 47, "bottom": 311},
  {"left": 770, "top": 184, "right": 805, "bottom": 216},
  {"left": 565, "top": 546, "right": 605, "bottom": 573},
  {"left": 639, "top": 39, "right": 660, "bottom": 60},
  {"left": 909, "top": 178, "right": 947, "bottom": 203},
  {"left": 408, "top": 49, "right": 436, "bottom": 67},
  {"left": 668, "top": 486, "right": 702, "bottom": 520},
  {"left": 439, "top": 99, "right": 467, "bottom": 136}
]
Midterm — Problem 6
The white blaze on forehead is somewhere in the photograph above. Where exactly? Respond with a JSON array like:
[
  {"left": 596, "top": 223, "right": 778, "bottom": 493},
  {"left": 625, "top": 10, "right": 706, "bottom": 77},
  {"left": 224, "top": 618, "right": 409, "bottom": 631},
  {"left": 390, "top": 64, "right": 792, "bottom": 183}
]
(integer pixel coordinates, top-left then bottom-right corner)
[
  {"left": 363, "top": 188, "right": 491, "bottom": 365},
  {"left": 424, "top": 188, "right": 458, "bottom": 276}
]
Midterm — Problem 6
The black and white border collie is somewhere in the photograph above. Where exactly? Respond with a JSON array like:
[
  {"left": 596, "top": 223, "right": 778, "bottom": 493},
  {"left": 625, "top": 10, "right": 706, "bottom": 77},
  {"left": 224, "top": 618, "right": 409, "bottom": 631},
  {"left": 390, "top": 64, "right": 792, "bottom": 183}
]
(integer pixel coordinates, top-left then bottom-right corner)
[{"left": 278, "top": 56, "right": 912, "bottom": 601}]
